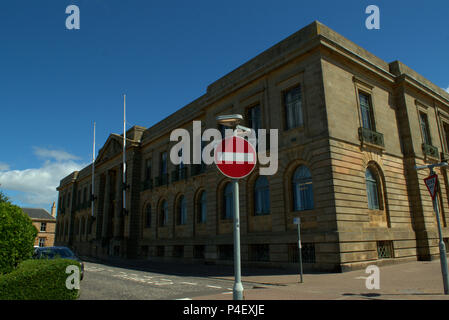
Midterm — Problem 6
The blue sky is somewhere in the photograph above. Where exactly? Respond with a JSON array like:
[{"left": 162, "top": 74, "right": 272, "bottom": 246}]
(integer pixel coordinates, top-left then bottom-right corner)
[{"left": 0, "top": 0, "right": 448, "bottom": 210}]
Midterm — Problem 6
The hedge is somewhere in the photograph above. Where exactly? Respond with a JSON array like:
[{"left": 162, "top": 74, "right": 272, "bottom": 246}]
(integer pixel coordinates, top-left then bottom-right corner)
[
  {"left": 0, "top": 202, "right": 37, "bottom": 274},
  {"left": 0, "top": 259, "right": 81, "bottom": 300}
]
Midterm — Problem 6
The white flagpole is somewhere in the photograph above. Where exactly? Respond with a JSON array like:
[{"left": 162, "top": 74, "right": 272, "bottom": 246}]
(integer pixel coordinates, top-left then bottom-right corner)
[
  {"left": 123, "top": 94, "right": 126, "bottom": 214},
  {"left": 91, "top": 121, "right": 96, "bottom": 217}
]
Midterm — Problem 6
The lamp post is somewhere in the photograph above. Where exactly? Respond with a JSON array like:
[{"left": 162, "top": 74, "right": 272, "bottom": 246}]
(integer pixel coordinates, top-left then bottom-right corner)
[
  {"left": 415, "top": 161, "right": 449, "bottom": 294},
  {"left": 216, "top": 114, "right": 248, "bottom": 300}
]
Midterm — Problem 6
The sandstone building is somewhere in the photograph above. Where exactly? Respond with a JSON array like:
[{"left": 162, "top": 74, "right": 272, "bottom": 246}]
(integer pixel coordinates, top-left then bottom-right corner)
[
  {"left": 55, "top": 21, "right": 449, "bottom": 272},
  {"left": 23, "top": 203, "right": 57, "bottom": 247}
]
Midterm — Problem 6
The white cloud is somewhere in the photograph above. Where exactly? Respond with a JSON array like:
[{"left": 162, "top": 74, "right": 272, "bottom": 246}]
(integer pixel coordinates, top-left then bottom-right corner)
[
  {"left": 0, "top": 148, "right": 86, "bottom": 208},
  {"left": 446, "top": 86, "right": 449, "bottom": 93},
  {"left": 0, "top": 162, "right": 10, "bottom": 171},
  {"left": 33, "top": 147, "right": 81, "bottom": 162}
]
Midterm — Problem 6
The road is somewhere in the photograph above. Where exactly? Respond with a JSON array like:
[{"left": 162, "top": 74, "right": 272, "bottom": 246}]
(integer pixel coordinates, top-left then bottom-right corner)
[{"left": 78, "top": 260, "right": 264, "bottom": 300}]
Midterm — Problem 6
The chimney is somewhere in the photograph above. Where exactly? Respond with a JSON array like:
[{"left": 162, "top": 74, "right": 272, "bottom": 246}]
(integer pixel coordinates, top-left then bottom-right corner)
[{"left": 51, "top": 201, "right": 56, "bottom": 217}]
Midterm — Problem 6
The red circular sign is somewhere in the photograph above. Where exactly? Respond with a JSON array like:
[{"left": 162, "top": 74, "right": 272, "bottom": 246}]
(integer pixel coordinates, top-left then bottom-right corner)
[{"left": 214, "top": 136, "right": 257, "bottom": 179}]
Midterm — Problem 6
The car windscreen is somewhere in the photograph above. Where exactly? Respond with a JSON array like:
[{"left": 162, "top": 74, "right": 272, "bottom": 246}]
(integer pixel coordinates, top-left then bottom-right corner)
[{"left": 39, "top": 248, "right": 74, "bottom": 259}]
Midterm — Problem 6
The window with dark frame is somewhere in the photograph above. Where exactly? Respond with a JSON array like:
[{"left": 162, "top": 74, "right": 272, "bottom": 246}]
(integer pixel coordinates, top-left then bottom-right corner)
[
  {"left": 284, "top": 86, "right": 303, "bottom": 130},
  {"left": 197, "top": 191, "right": 207, "bottom": 223},
  {"left": 248, "top": 105, "right": 261, "bottom": 137},
  {"left": 359, "top": 91, "right": 375, "bottom": 130},
  {"left": 177, "top": 195, "right": 187, "bottom": 225},
  {"left": 145, "top": 204, "right": 151, "bottom": 228},
  {"left": 40, "top": 222, "right": 47, "bottom": 232},
  {"left": 419, "top": 112, "right": 432, "bottom": 145},
  {"left": 365, "top": 167, "right": 381, "bottom": 210},
  {"left": 223, "top": 182, "right": 234, "bottom": 219},
  {"left": 292, "top": 165, "right": 314, "bottom": 211},
  {"left": 254, "top": 176, "right": 270, "bottom": 216},
  {"left": 159, "top": 200, "right": 168, "bottom": 227},
  {"left": 145, "top": 158, "right": 152, "bottom": 181},
  {"left": 443, "top": 122, "right": 449, "bottom": 152}
]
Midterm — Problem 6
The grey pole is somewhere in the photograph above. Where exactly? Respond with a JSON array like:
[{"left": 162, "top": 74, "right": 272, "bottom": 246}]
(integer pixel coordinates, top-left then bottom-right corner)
[
  {"left": 232, "top": 178, "right": 244, "bottom": 300},
  {"left": 297, "top": 218, "right": 303, "bottom": 283},
  {"left": 430, "top": 169, "right": 449, "bottom": 294}
]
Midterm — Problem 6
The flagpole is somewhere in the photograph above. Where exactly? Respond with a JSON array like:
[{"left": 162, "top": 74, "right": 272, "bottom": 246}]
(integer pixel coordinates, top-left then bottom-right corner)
[
  {"left": 91, "top": 121, "right": 96, "bottom": 217},
  {"left": 123, "top": 94, "right": 126, "bottom": 214}
]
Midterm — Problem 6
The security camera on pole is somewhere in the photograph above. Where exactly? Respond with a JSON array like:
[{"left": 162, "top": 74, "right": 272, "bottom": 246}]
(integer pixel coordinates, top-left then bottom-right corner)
[
  {"left": 215, "top": 114, "right": 256, "bottom": 301},
  {"left": 415, "top": 161, "right": 449, "bottom": 294}
]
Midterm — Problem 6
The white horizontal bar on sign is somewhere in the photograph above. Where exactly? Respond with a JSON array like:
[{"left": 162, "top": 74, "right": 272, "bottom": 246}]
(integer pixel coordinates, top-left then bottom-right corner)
[{"left": 217, "top": 152, "right": 255, "bottom": 163}]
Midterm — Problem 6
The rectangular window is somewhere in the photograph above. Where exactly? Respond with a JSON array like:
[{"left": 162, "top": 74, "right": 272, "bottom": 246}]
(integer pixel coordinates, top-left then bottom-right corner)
[
  {"left": 377, "top": 241, "right": 394, "bottom": 259},
  {"left": 248, "top": 105, "right": 261, "bottom": 136},
  {"left": 443, "top": 122, "right": 449, "bottom": 152},
  {"left": 40, "top": 223, "right": 47, "bottom": 232},
  {"left": 160, "top": 152, "right": 167, "bottom": 175},
  {"left": 359, "top": 92, "right": 375, "bottom": 130},
  {"left": 419, "top": 112, "right": 432, "bottom": 145},
  {"left": 284, "top": 86, "right": 303, "bottom": 130},
  {"left": 145, "top": 159, "right": 152, "bottom": 181},
  {"left": 38, "top": 238, "right": 45, "bottom": 247}
]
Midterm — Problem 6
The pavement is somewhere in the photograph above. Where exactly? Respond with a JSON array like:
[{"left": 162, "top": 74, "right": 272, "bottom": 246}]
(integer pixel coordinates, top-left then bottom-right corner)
[
  {"left": 192, "top": 259, "right": 449, "bottom": 300},
  {"left": 78, "top": 255, "right": 449, "bottom": 300}
]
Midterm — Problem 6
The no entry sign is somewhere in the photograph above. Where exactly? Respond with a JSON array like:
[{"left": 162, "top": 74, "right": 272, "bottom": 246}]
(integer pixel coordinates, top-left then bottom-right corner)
[
  {"left": 214, "top": 136, "right": 256, "bottom": 179},
  {"left": 424, "top": 174, "right": 438, "bottom": 199}
]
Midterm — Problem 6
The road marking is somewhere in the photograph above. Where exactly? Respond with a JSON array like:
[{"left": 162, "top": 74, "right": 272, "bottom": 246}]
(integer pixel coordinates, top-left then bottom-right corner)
[
  {"left": 155, "top": 282, "right": 173, "bottom": 286},
  {"left": 161, "top": 278, "right": 172, "bottom": 281},
  {"left": 222, "top": 292, "right": 233, "bottom": 295},
  {"left": 355, "top": 276, "right": 368, "bottom": 279},
  {"left": 176, "top": 298, "right": 192, "bottom": 300},
  {"left": 206, "top": 285, "right": 222, "bottom": 289},
  {"left": 181, "top": 282, "right": 197, "bottom": 286}
]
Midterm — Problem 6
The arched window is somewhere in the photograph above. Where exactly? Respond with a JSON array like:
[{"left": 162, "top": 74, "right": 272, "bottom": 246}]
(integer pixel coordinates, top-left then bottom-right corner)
[
  {"left": 254, "top": 176, "right": 270, "bottom": 215},
  {"left": 365, "top": 167, "right": 380, "bottom": 210},
  {"left": 145, "top": 204, "right": 151, "bottom": 228},
  {"left": 159, "top": 200, "right": 168, "bottom": 227},
  {"left": 176, "top": 195, "right": 187, "bottom": 225},
  {"left": 292, "top": 165, "right": 314, "bottom": 211},
  {"left": 223, "top": 182, "right": 234, "bottom": 219},
  {"left": 197, "top": 191, "right": 207, "bottom": 223}
]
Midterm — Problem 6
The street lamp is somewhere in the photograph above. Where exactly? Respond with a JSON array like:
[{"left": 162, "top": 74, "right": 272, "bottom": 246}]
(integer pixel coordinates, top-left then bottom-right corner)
[
  {"left": 415, "top": 161, "right": 449, "bottom": 294},
  {"left": 216, "top": 114, "right": 246, "bottom": 300}
]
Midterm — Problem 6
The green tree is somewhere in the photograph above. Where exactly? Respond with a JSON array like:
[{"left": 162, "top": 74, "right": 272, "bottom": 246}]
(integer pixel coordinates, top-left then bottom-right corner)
[
  {"left": 0, "top": 189, "right": 10, "bottom": 204},
  {"left": 0, "top": 202, "right": 38, "bottom": 274}
]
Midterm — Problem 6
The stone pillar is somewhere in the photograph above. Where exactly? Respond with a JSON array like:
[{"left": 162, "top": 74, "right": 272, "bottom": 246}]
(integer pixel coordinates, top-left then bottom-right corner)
[{"left": 102, "top": 172, "right": 112, "bottom": 238}]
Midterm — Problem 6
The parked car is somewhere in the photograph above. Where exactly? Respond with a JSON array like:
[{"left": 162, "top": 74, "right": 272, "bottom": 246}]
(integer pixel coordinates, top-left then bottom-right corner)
[{"left": 33, "top": 246, "right": 84, "bottom": 280}]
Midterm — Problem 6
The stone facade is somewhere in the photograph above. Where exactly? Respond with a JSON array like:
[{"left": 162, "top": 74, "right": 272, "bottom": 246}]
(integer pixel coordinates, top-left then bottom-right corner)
[{"left": 55, "top": 21, "right": 449, "bottom": 272}]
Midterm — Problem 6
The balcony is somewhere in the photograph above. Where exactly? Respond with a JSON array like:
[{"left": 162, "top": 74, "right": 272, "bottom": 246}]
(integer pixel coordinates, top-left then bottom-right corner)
[
  {"left": 358, "top": 127, "right": 385, "bottom": 148},
  {"left": 422, "top": 143, "right": 438, "bottom": 158},
  {"left": 171, "top": 167, "right": 188, "bottom": 182},
  {"left": 155, "top": 173, "right": 169, "bottom": 187},
  {"left": 141, "top": 179, "right": 153, "bottom": 191}
]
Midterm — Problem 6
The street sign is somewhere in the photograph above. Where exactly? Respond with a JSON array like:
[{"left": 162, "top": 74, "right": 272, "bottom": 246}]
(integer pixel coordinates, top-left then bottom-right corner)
[
  {"left": 293, "top": 217, "right": 300, "bottom": 225},
  {"left": 424, "top": 174, "right": 438, "bottom": 199},
  {"left": 214, "top": 136, "right": 256, "bottom": 179}
]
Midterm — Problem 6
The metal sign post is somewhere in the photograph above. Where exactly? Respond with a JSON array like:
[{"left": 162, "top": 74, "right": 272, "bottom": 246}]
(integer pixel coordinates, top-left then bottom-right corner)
[
  {"left": 215, "top": 115, "right": 255, "bottom": 301},
  {"left": 416, "top": 162, "right": 449, "bottom": 294},
  {"left": 294, "top": 217, "right": 303, "bottom": 283}
]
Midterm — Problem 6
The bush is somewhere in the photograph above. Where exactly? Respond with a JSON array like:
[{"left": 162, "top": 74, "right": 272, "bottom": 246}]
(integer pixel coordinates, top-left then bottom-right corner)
[
  {"left": 0, "top": 202, "right": 38, "bottom": 274},
  {"left": 0, "top": 259, "right": 81, "bottom": 300}
]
